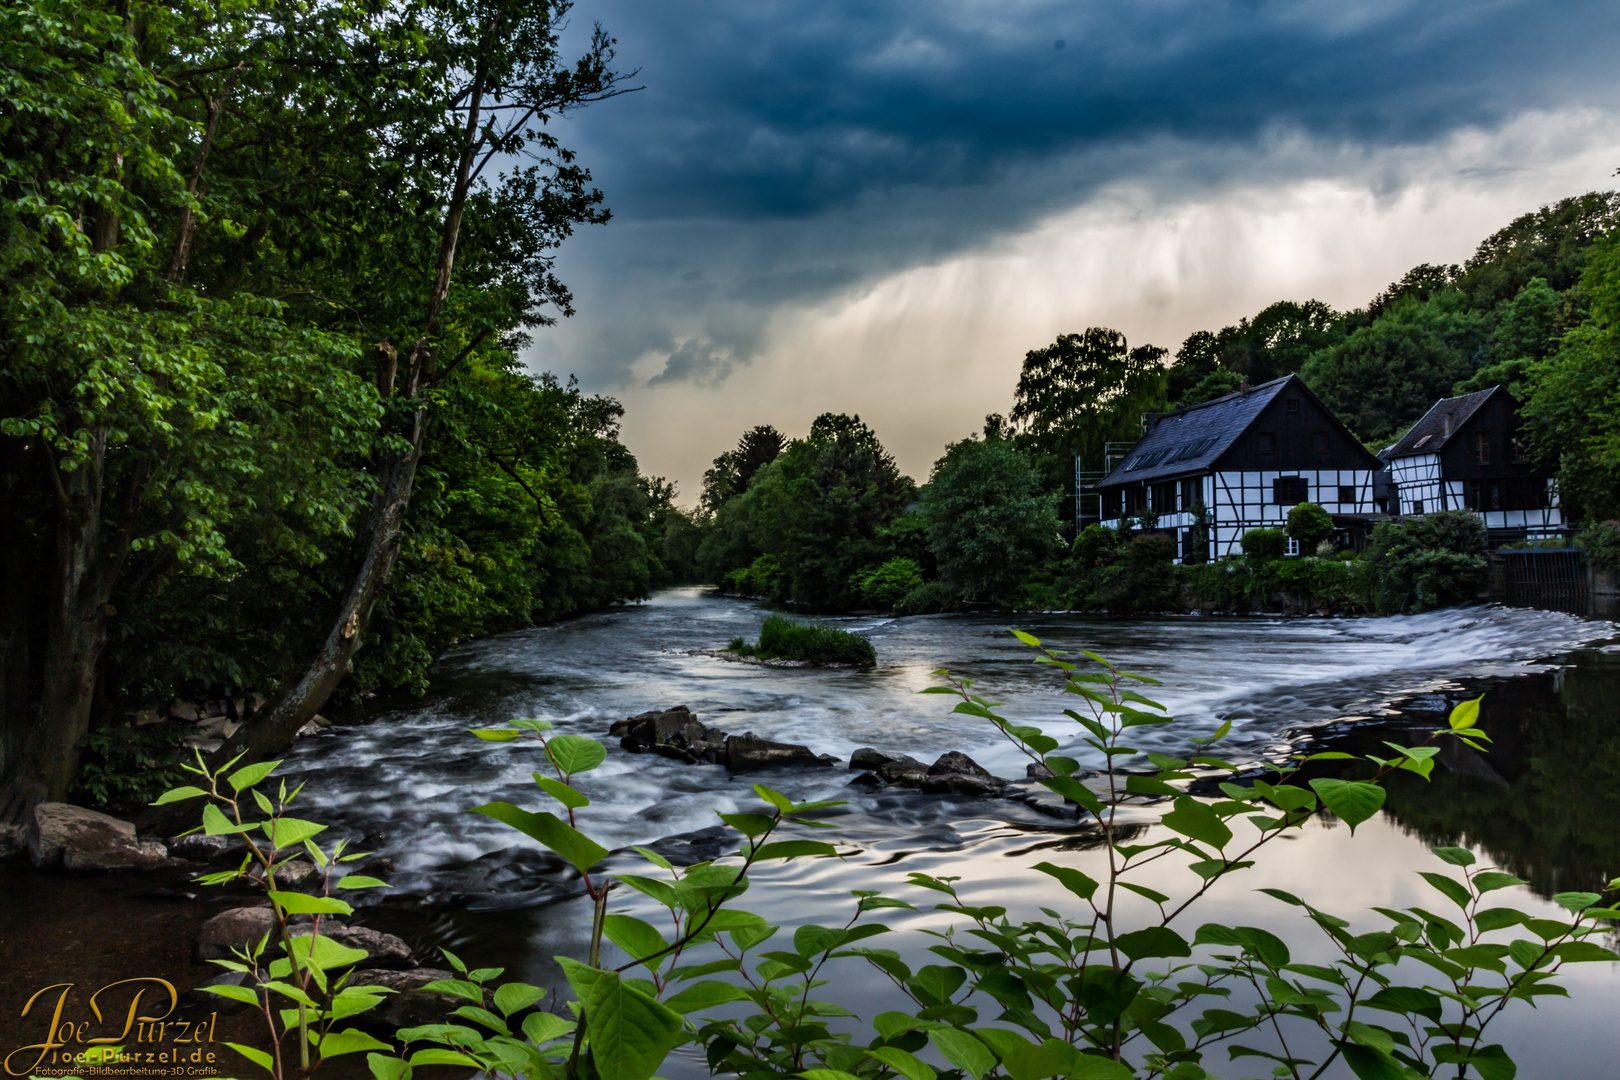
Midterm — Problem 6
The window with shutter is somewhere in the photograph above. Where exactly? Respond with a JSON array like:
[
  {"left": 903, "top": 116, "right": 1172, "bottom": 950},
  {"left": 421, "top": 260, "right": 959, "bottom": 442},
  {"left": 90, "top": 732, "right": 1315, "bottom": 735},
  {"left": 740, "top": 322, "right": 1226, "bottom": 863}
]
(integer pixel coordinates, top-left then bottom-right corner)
[{"left": 1272, "top": 476, "right": 1308, "bottom": 505}]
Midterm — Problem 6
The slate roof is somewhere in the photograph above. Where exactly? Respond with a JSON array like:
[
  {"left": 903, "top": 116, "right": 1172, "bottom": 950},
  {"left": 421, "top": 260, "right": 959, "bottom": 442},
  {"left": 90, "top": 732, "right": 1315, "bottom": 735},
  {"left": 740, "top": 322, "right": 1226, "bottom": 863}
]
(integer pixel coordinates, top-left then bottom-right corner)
[
  {"left": 1384, "top": 386, "right": 1503, "bottom": 458},
  {"left": 1095, "top": 376, "right": 1293, "bottom": 488}
]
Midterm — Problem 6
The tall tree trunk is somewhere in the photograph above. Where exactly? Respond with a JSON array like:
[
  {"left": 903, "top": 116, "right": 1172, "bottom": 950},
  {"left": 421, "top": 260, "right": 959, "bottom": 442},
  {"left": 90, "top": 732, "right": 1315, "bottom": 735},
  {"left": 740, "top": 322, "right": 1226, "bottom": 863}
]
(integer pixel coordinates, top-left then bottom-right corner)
[
  {"left": 213, "top": 405, "right": 428, "bottom": 764},
  {"left": 15, "top": 435, "right": 113, "bottom": 805}
]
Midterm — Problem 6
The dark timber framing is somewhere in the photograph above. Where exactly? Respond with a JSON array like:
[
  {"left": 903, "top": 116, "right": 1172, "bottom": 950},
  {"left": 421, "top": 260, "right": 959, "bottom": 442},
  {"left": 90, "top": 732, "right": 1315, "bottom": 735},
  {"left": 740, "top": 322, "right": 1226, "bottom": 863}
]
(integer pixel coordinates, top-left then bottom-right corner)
[{"left": 1093, "top": 375, "right": 1383, "bottom": 561}]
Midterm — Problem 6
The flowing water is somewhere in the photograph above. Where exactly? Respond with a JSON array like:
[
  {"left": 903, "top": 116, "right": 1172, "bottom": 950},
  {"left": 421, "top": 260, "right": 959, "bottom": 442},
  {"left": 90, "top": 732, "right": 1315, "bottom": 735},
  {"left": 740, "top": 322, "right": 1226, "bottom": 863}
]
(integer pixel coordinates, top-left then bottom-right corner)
[{"left": 276, "top": 589, "right": 1620, "bottom": 1078}]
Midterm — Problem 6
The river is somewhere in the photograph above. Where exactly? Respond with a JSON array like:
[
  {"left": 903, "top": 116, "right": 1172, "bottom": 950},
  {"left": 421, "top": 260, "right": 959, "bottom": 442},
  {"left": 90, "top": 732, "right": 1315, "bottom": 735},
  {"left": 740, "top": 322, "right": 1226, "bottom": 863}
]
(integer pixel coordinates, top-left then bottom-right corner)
[{"left": 269, "top": 588, "right": 1620, "bottom": 1079}]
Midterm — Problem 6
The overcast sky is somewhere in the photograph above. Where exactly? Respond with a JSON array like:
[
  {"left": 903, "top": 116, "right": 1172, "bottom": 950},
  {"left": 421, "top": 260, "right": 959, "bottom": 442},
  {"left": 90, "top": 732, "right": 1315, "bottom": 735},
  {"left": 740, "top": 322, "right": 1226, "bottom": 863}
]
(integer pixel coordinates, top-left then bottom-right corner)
[{"left": 526, "top": 0, "right": 1620, "bottom": 500}]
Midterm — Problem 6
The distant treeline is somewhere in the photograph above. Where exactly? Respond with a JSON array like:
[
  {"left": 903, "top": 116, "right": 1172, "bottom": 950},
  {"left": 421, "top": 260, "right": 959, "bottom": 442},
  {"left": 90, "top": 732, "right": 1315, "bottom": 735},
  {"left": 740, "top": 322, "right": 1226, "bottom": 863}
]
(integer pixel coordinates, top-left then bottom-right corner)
[{"left": 693, "top": 190, "right": 1620, "bottom": 612}]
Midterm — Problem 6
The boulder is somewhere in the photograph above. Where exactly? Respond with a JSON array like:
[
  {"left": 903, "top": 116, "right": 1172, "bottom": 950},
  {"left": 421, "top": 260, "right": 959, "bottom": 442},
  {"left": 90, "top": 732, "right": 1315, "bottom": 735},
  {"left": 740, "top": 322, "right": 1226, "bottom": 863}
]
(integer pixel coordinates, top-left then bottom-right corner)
[
  {"left": 847, "top": 771, "right": 884, "bottom": 790},
  {"left": 197, "top": 906, "right": 278, "bottom": 962},
  {"left": 267, "top": 859, "right": 322, "bottom": 889},
  {"left": 0, "top": 823, "right": 25, "bottom": 861},
  {"left": 724, "top": 733, "right": 835, "bottom": 772},
  {"left": 928, "top": 751, "right": 994, "bottom": 780},
  {"left": 316, "top": 926, "right": 415, "bottom": 970},
  {"left": 167, "top": 833, "right": 239, "bottom": 863},
  {"left": 1025, "top": 761, "right": 1055, "bottom": 780},
  {"left": 849, "top": 747, "right": 909, "bottom": 771},
  {"left": 28, "top": 803, "right": 169, "bottom": 870},
  {"left": 347, "top": 969, "right": 471, "bottom": 1028},
  {"left": 614, "top": 707, "right": 710, "bottom": 754},
  {"left": 873, "top": 756, "right": 930, "bottom": 786}
]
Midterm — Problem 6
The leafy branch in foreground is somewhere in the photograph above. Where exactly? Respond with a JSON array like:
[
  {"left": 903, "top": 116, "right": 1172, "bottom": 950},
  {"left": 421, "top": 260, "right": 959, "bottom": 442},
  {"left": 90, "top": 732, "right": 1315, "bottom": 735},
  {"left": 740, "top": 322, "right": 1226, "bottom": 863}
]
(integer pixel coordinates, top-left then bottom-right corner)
[{"left": 158, "top": 634, "right": 1618, "bottom": 1080}]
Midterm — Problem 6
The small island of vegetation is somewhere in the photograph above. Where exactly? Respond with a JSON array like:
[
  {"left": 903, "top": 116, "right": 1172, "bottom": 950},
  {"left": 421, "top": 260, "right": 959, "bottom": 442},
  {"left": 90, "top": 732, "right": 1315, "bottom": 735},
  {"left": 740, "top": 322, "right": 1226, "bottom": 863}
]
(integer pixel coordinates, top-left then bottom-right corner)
[{"left": 724, "top": 614, "right": 877, "bottom": 667}]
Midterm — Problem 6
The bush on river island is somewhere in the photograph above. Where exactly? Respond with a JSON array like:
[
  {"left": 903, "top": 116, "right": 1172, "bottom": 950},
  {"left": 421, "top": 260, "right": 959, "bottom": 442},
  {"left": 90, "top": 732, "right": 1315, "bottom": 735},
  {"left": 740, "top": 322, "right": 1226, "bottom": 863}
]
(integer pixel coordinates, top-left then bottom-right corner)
[{"left": 727, "top": 614, "right": 877, "bottom": 666}]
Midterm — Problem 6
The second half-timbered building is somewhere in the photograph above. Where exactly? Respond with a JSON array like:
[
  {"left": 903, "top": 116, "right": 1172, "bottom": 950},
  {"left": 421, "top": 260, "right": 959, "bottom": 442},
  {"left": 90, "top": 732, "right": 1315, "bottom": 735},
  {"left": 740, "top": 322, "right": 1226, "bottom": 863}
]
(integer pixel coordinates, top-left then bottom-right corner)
[
  {"left": 1094, "top": 374, "right": 1383, "bottom": 561},
  {"left": 1382, "top": 385, "right": 1562, "bottom": 540}
]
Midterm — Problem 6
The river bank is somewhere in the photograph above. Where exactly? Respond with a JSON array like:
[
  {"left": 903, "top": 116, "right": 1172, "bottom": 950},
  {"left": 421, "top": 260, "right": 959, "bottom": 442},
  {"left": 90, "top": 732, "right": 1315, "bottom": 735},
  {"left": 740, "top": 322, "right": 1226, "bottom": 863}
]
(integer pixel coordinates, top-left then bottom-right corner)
[{"left": 4, "top": 590, "right": 1616, "bottom": 1078}]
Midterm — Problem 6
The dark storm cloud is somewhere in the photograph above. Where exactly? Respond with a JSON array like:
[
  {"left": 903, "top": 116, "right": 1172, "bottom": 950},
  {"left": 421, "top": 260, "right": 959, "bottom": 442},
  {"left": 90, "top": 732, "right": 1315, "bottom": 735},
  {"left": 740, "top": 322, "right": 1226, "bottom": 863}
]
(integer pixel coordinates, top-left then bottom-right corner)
[{"left": 538, "top": 0, "right": 1620, "bottom": 385}]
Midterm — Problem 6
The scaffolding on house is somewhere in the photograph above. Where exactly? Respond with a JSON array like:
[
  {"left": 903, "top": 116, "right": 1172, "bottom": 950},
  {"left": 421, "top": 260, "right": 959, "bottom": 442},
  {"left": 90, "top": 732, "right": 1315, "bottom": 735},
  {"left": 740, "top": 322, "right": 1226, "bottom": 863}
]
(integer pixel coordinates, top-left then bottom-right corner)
[{"left": 1074, "top": 442, "right": 1136, "bottom": 530}]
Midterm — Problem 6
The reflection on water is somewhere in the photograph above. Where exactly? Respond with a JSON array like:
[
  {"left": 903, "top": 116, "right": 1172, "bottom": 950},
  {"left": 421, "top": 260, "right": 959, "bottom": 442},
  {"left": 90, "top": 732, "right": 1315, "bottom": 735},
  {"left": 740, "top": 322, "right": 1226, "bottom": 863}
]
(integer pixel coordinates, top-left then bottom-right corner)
[
  {"left": 275, "top": 589, "right": 1620, "bottom": 1078},
  {"left": 1365, "top": 646, "right": 1620, "bottom": 899}
]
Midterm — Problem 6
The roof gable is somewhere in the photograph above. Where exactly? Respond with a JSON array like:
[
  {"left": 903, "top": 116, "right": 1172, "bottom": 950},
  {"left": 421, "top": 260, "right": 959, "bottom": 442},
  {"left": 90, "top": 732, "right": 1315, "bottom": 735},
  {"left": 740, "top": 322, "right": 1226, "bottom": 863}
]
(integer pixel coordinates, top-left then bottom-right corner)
[
  {"left": 1096, "top": 376, "right": 1292, "bottom": 487},
  {"left": 1385, "top": 386, "right": 1507, "bottom": 458}
]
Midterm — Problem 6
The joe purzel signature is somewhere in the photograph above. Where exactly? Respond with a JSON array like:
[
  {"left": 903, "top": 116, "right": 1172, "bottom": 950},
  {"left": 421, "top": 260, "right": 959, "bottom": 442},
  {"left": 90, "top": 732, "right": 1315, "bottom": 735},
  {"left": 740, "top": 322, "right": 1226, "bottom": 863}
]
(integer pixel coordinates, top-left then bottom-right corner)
[{"left": 4, "top": 980, "right": 223, "bottom": 1078}]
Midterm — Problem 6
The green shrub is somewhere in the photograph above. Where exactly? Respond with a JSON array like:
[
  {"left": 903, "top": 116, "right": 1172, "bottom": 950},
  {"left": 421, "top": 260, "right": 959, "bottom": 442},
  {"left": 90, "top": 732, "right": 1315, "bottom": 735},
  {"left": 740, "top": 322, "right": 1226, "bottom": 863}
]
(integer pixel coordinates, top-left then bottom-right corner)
[
  {"left": 1177, "top": 556, "right": 1254, "bottom": 611},
  {"left": 1099, "top": 532, "right": 1177, "bottom": 612},
  {"left": 1577, "top": 520, "right": 1620, "bottom": 573},
  {"left": 70, "top": 722, "right": 191, "bottom": 812},
  {"left": 1287, "top": 501, "right": 1335, "bottom": 551},
  {"left": 1070, "top": 523, "right": 1121, "bottom": 570},
  {"left": 850, "top": 557, "right": 924, "bottom": 610},
  {"left": 752, "top": 614, "right": 876, "bottom": 665},
  {"left": 1364, "top": 509, "right": 1488, "bottom": 612},
  {"left": 1241, "top": 526, "right": 1288, "bottom": 561},
  {"left": 893, "top": 579, "right": 961, "bottom": 615}
]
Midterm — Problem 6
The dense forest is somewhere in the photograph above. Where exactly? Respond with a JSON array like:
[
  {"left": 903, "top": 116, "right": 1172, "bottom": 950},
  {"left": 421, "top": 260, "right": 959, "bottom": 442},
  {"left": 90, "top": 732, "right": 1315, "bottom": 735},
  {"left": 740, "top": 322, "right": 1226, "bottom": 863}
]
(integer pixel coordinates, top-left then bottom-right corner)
[
  {"left": 695, "top": 190, "right": 1620, "bottom": 613},
  {"left": 2, "top": 0, "right": 1617, "bottom": 810},
  {"left": 0, "top": 0, "right": 701, "bottom": 808}
]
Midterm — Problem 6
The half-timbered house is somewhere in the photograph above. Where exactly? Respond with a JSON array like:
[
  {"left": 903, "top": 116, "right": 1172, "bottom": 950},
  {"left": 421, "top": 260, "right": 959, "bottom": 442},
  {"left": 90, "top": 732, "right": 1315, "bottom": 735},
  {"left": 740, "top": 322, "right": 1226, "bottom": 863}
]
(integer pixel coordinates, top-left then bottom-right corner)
[
  {"left": 1094, "top": 375, "right": 1383, "bottom": 561},
  {"left": 1382, "top": 386, "right": 1562, "bottom": 540}
]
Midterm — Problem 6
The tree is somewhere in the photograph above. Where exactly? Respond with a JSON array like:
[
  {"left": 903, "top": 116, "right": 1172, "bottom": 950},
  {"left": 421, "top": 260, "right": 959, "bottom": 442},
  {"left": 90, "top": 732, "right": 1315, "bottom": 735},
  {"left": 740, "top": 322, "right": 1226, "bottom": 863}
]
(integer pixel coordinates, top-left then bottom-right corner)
[
  {"left": 1166, "top": 300, "right": 1344, "bottom": 407},
  {"left": 213, "top": 0, "right": 627, "bottom": 767},
  {"left": 700, "top": 425, "right": 785, "bottom": 515},
  {"left": 922, "top": 438, "right": 1060, "bottom": 603},
  {"left": 1524, "top": 232, "right": 1620, "bottom": 520},
  {"left": 1454, "top": 191, "right": 1620, "bottom": 309},
  {"left": 1301, "top": 294, "right": 1485, "bottom": 444},
  {"left": 1009, "top": 327, "right": 1168, "bottom": 504},
  {"left": 1287, "top": 502, "right": 1335, "bottom": 553}
]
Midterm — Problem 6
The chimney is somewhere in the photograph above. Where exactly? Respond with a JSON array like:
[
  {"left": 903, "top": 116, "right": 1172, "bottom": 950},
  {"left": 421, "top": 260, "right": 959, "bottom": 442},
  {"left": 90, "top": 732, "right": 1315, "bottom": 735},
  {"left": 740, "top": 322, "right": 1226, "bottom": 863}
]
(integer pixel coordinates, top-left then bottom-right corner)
[
  {"left": 1239, "top": 377, "right": 1251, "bottom": 396},
  {"left": 1141, "top": 412, "right": 1158, "bottom": 434},
  {"left": 1442, "top": 413, "right": 1451, "bottom": 437}
]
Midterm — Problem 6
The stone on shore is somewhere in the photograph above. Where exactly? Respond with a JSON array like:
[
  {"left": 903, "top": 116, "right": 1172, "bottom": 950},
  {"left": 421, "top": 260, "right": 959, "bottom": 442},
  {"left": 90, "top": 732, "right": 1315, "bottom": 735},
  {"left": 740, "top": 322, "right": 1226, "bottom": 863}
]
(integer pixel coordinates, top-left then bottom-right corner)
[
  {"left": 317, "top": 926, "right": 415, "bottom": 970},
  {"left": 28, "top": 803, "right": 169, "bottom": 871}
]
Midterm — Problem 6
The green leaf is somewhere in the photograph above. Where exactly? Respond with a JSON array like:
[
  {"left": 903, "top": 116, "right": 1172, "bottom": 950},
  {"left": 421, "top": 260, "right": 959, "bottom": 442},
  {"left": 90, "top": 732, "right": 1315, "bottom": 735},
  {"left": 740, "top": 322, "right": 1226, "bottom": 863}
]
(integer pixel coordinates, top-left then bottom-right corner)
[
  {"left": 511, "top": 718, "right": 555, "bottom": 732},
  {"left": 267, "top": 817, "right": 326, "bottom": 849},
  {"left": 469, "top": 728, "right": 521, "bottom": 741},
  {"left": 202, "top": 802, "right": 256, "bottom": 835},
  {"left": 1068, "top": 1059, "right": 1133, "bottom": 1080},
  {"left": 547, "top": 735, "right": 607, "bottom": 775},
  {"left": 1115, "top": 926, "right": 1191, "bottom": 960},
  {"left": 1472, "top": 871, "right": 1527, "bottom": 894},
  {"left": 929, "top": 1029, "right": 995, "bottom": 1080},
  {"left": 1362, "top": 986, "right": 1442, "bottom": 1022},
  {"left": 1307, "top": 778, "right": 1386, "bottom": 832},
  {"left": 289, "top": 933, "right": 369, "bottom": 971},
  {"left": 1038, "top": 775, "right": 1104, "bottom": 815},
  {"left": 1552, "top": 941, "right": 1620, "bottom": 962},
  {"left": 753, "top": 784, "right": 793, "bottom": 811},
  {"left": 717, "top": 812, "right": 775, "bottom": 838},
  {"left": 366, "top": 1053, "right": 410, "bottom": 1080},
  {"left": 229, "top": 761, "right": 281, "bottom": 793},
  {"left": 534, "top": 774, "right": 588, "bottom": 809},
  {"left": 203, "top": 983, "right": 261, "bottom": 1006},
  {"left": 151, "top": 785, "right": 208, "bottom": 805},
  {"left": 1449, "top": 695, "right": 1483, "bottom": 731},
  {"left": 316, "top": 1030, "right": 393, "bottom": 1058},
  {"left": 1432, "top": 846, "right": 1475, "bottom": 866},
  {"left": 492, "top": 982, "right": 547, "bottom": 1016},
  {"left": 1162, "top": 796, "right": 1233, "bottom": 849},
  {"left": 1418, "top": 872, "right": 1473, "bottom": 910},
  {"left": 602, "top": 915, "right": 668, "bottom": 967},
  {"left": 1474, "top": 907, "right": 1528, "bottom": 933},
  {"left": 408, "top": 1049, "right": 481, "bottom": 1068},
  {"left": 228, "top": 1042, "right": 275, "bottom": 1073},
  {"left": 1125, "top": 774, "right": 1182, "bottom": 797},
  {"left": 867, "top": 1047, "right": 936, "bottom": 1080},
  {"left": 522, "top": 1011, "right": 575, "bottom": 1045},
  {"left": 1339, "top": 1043, "right": 1406, "bottom": 1080},
  {"left": 1032, "top": 861, "right": 1098, "bottom": 901},
  {"left": 556, "top": 958, "right": 683, "bottom": 1080},
  {"left": 1193, "top": 924, "right": 1291, "bottom": 967},
  {"left": 268, "top": 891, "right": 353, "bottom": 916},
  {"left": 750, "top": 840, "right": 838, "bottom": 860},
  {"left": 335, "top": 875, "right": 391, "bottom": 890},
  {"left": 1433, "top": 1043, "right": 1515, "bottom": 1080},
  {"left": 469, "top": 802, "right": 607, "bottom": 874},
  {"left": 663, "top": 980, "right": 751, "bottom": 1014},
  {"left": 1552, "top": 891, "right": 1602, "bottom": 913}
]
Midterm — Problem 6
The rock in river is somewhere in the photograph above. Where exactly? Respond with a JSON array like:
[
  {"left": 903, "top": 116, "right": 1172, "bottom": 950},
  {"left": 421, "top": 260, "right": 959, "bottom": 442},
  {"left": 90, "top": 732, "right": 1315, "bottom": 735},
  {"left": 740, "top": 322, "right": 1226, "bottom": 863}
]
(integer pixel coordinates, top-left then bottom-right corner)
[
  {"left": 28, "top": 803, "right": 169, "bottom": 871},
  {"left": 608, "top": 708, "right": 836, "bottom": 771},
  {"left": 724, "top": 733, "right": 837, "bottom": 771}
]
